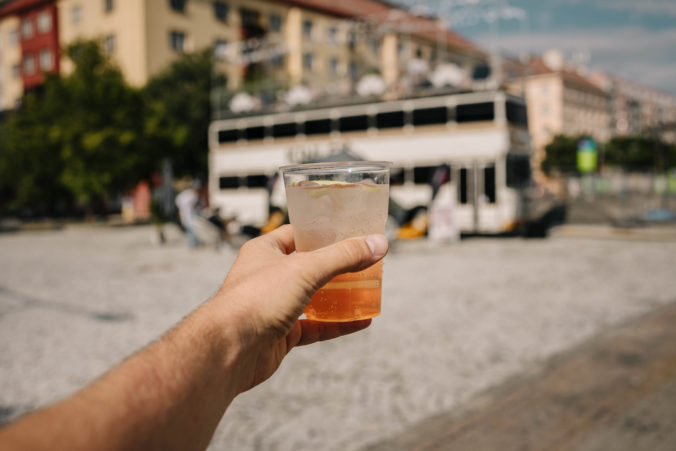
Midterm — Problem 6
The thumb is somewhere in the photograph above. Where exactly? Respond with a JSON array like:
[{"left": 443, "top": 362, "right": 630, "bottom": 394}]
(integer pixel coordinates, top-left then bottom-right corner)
[{"left": 297, "top": 234, "right": 389, "bottom": 289}]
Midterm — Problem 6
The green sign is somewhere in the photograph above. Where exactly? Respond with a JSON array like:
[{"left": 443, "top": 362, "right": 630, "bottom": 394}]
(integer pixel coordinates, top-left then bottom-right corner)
[{"left": 577, "top": 138, "right": 597, "bottom": 173}]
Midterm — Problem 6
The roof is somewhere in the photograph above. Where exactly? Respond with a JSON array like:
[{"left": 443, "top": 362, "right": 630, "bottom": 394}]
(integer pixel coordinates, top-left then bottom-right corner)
[
  {"left": 511, "top": 57, "right": 608, "bottom": 96},
  {"left": 279, "top": 0, "right": 482, "bottom": 55},
  {"left": 0, "top": 0, "right": 52, "bottom": 17}
]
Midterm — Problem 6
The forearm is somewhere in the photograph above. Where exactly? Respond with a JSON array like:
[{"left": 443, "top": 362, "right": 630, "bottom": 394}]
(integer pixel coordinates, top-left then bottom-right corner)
[{"left": 0, "top": 300, "right": 247, "bottom": 451}]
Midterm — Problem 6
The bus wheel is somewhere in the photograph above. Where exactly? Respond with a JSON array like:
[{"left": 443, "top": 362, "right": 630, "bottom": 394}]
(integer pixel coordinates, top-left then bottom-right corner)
[{"left": 523, "top": 220, "right": 548, "bottom": 238}]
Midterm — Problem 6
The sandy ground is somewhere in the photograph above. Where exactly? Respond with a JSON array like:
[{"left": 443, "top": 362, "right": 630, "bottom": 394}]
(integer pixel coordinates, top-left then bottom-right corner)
[{"left": 1, "top": 225, "right": 675, "bottom": 450}]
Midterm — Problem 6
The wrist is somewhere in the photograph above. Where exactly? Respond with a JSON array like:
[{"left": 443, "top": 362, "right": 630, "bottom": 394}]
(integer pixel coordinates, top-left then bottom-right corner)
[{"left": 197, "top": 296, "right": 262, "bottom": 396}]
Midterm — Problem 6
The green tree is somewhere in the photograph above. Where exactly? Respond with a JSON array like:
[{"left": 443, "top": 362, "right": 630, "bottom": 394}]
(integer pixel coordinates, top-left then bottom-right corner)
[
  {"left": 0, "top": 87, "right": 69, "bottom": 213},
  {"left": 603, "top": 136, "right": 676, "bottom": 172},
  {"left": 143, "top": 49, "right": 213, "bottom": 178},
  {"left": 541, "top": 135, "right": 586, "bottom": 176},
  {"left": 0, "top": 40, "right": 154, "bottom": 213},
  {"left": 54, "top": 41, "right": 152, "bottom": 205}
]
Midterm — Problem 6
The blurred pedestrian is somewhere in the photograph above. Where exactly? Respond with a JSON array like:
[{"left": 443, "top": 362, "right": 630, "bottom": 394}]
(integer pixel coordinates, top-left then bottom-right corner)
[
  {"left": 175, "top": 180, "right": 201, "bottom": 247},
  {"left": 0, "top": 226, "right": 388, "bottom": 451}
]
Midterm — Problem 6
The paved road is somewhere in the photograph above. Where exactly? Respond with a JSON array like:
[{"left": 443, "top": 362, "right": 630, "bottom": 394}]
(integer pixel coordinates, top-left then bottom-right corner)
[
  {"left": 1, "top": 225, "right": 675, "bottom": 450},
  {"left": 366, "top": 302, "right": 676, "bottom": 450}
]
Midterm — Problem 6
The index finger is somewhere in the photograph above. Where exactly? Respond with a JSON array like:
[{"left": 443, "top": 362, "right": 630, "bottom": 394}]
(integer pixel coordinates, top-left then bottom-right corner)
[{"left": 260, "top": 224, "right": 296, "bottom": 255}]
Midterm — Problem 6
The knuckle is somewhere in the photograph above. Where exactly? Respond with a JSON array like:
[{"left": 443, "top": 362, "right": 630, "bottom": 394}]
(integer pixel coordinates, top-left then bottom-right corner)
[{"left": 238, "top": 238, "right": 257, "bottom": 254}]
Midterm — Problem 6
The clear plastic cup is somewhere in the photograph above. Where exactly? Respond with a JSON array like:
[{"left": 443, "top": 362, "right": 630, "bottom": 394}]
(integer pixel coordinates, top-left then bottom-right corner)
[{"left": 280, "top": 161, "right": 391, "bottom": 322}]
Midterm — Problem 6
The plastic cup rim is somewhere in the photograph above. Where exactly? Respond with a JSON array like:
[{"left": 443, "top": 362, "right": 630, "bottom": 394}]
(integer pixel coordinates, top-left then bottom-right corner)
[{"left": 279, "top": 161, "right": 392, "bottom": 174}]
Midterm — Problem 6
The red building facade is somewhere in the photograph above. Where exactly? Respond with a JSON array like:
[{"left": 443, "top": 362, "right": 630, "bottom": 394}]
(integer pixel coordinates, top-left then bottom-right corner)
[{"left": 0, "top": 0, "right": 59, "bottom": 90}]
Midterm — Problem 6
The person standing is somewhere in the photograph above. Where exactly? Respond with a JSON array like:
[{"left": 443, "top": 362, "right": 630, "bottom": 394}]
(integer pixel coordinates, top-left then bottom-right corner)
[{"left": 175, "top": 180, "right": 201, "bottom": 247}]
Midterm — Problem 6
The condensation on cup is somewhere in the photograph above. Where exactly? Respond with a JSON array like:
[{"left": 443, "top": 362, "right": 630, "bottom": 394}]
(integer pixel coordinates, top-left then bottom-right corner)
[{"left": 280, "top": 161, "right": 391, "bottom": 322}]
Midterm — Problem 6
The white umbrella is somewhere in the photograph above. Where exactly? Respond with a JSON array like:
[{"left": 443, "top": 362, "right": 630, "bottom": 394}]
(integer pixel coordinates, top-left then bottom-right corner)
[
  {"left": 356, "top": 74, "right": 386, "bottom": 97},
  {"left": 229, "top": 92, "right": 255, "bottom": 113},
  {"left": 431, "top": 63, "right": 466, "bottom": 88},
  {"left": 285, "top": 85, "right": 312, "bottom": 106}
]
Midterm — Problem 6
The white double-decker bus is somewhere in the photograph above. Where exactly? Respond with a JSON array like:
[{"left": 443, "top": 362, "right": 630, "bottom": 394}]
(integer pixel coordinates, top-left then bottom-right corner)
[{"left": 208, "top": 90, "right": 544, "bottom": 235}]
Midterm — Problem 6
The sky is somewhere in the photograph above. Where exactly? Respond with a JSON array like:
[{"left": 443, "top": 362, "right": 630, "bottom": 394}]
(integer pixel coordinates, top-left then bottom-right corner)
[{"left": 397, "top": 0, "right": 676, "bottom": 94}]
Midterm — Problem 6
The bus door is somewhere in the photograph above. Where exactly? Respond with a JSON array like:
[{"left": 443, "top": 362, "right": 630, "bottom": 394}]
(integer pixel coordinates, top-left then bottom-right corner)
[
  {"left": 458, "top": 162, "right": 497, "bottom": 233},
  {"left": 458, "top": 163, "right": 479, "bottom": 233}
]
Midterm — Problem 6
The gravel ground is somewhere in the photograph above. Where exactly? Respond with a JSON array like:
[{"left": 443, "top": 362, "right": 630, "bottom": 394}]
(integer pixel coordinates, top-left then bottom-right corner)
[{"left": 1, "top": 225, "right": 675, "bottom": 450}]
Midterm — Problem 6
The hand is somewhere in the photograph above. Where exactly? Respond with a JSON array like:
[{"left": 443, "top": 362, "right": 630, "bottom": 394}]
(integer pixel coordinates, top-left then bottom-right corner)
[{"left": 212, "top": 225, "right": 388, "bottom": 393}]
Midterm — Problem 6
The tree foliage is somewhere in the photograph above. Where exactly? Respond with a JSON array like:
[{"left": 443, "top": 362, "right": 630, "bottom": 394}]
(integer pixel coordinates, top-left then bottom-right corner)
[
  {"left": 0, "top": 86, "right": 68, "bottom": 212},
  {"left": 541, "top": 134, "right": 676, "bottom": 175},
  {"left": 541, "top": 135, "right": 583, "bottom": 176},
  {"left": 143, "top": 49, "right": 212, "bottom": 179},
  {"left": 55, "top": 42, "right": 153, "bottom": 204},
  {"left": 603, "top": 136, "right": 676, "bottom": 172},
  {"left": 0, "top": 41, "right": 214, "bottom": 215}
]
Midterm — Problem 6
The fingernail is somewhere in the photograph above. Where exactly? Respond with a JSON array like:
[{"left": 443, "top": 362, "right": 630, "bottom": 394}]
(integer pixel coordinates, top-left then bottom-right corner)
[{"left": 365, "top": 234, "right": 388, "bottom": 259}]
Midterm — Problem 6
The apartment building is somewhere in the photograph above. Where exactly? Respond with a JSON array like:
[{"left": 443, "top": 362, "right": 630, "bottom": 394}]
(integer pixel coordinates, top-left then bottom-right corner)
[
  {"left": 590, "top": 72, "right": 676, "bottom": 143},
  {"left": 0, "top": 0, "right": 485, "bottom": 111},
  {"left": 505, "top": 50, "right": 610, "bottom": 181},
  {"left": 0, "top": 0, "right": 59, "bottom": 109}
]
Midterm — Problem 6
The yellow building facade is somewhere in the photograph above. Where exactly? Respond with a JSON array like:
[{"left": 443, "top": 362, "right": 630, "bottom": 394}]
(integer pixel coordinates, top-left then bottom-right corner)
[{"left": 0, "top": 0, "right": 484, "bottom": 110}]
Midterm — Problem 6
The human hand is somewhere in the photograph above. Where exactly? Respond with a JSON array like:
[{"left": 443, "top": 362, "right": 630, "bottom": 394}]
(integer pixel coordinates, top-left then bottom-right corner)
[{"left": 211, "top": 225, "right": 388, "bottom": 393}]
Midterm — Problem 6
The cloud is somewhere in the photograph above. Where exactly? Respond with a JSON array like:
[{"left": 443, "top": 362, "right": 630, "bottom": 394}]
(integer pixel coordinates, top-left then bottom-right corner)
[
  {"left": 588, "top": 0, "right": 676, "bottom": 17},
  {"left": 474, "top": 27, "right": 676, "bottom": 93}
]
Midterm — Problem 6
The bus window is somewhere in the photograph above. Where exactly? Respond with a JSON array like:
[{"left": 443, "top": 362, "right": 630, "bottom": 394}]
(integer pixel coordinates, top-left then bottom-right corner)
[
  {"left": 412, "top": 107, "right": 447, "bottom": 126},
  {"left": 506, "top": 154, "right": 531, "bottom": 188},
  {"left": 304, "top": 118, "right": 332, "bottom": 135},
  {"left": 390, "top": 167, "right": 405, "bottom": 185},
  {"left": 456, "top": 102, "right": 494, "bottom": 123},
  {"left": 218, "top": 129, "right": 239, "bottom": 143},
  {"left": 484, "top": 165, "right": 496, "bottom": 203},
  {"left": 376, "top": 110, "right": 405, "bottom": 129},
  {"left": 219, "top": 176, "right": 240, "bottom": 189},
  {"left": 245, "top": 174, "right": 268, "bottom": 188},
  {"left": 506, "top": 101, "right": 528, "bottom": 127},
  {"left": 459, "top": 168, "right": 468, "bottom": 204},
  {"left": 244, "top": 126, "right": 265, "bottom": 141},
  {"left": 413, "top": 166, "right": 437, "bottom": 184},
  {"left": 272, "top": 122, "right": 296, "bottom": 138},
  {"left": 339, "top": 115, "right": 369, "bottom": 132}
]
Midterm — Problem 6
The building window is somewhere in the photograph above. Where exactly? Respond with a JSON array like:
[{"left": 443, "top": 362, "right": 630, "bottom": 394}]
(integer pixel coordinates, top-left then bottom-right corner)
[
  {"left": 303, "top": 53, "right": 313, "bottom": 71},
  {"left": 329, "top": 57, "right": 339, "bottom": 75},
  {"left": 302, "top": 20, "right": 313, "bottom": 38},
  {"left": 12, "top": 63, "right": 20, "bottom": 79},
  {"left": 37, "top": 11, "right": 51, "bottom": 33},
  {"left": 371, "top": 39, "right": 380, "bottom": 55},
  {"left": 9, "top": 28, "right": 19, "bottom": 44},
  {"left": 103, "top": 34, "right": 116, "bottom": 54},
  {"left": 349, "top": 61, "right": 358, "bottom": 79},
  {"left": 327, "top": 26, "right": 337, "bottom": 43},
  {"left": 213, "top": 39, "right": 227, "bottom": 59},
  {"left": 170, "top": 31, "right": 186, "bottom": 52},
  {"left": 21, "top": 18, "right": 33, "bottom": 39},
  {"left": 23, "top": 54, "right": 36, "bottom": 75},
  {"left": 213, "top": 1, "right": 228, "bottom": 21},
  {"left": 271, "top": 53, "right": 284, "bottom": 67},
  {"left": 348, "top": 31, "right": 356, "bottom": 49},
  {"left": 169, "top": 0, "right": 186, "bottom": 13},
  {"left": 269, "top": 13, "right": 281, "bottom": 32},
  {"left": 39, "top": 48, "right": 53, "bottom": 70},
  {"left": 104, "top": 0, "right": 114, "bottom": 13},
  {"left": 71, "top": 5, "right": 82, "bottom": 24}
]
